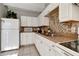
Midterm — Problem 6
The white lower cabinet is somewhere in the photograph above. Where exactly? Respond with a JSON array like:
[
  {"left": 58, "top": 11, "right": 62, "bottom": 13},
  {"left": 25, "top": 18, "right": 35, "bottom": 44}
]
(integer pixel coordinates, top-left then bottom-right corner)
[
  {"left": 34, "top": 34, "right": 79, "bottom": 56},
  {"left": 48, "top": 45, "right": 66, "bottom": 56},
  {"left": 21, "top": 33, "right": 79, "bottom": 56},
  {"left": 21, "top": 33, "right": 34, "bottom": 45},
  {"left": 34, "top": 35, "right": 53, "bottom": 56},
  {"left": 34, "top": 35, "right": 59, "bottom": 56},
  {"left": 38, "top": 38, "right": 64, "bottom": 56}
]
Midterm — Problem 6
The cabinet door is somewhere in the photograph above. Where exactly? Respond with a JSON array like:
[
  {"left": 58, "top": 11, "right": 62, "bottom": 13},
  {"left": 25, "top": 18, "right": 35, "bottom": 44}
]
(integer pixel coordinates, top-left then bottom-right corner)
[
  {"left": 39, "top": 36, "right": 66, "bottom": 56},
  {"left": 51, "top": 46, "right": 66, "bottom": 56},
  {"left": 21, "top": 33, "right": 27, "bottom": 45},
  {"left": 26, "top": 17, "right": 32, "bottom": 26},
  {"left": 36, "top": 36, "right": 51, "bottom": 56},
  {"left": 41, "top": 37, "right": 57, "bottom": 56},
  {"left": 43, "top": 17, "right": 49, "bottom": 26},
  {"left": 34, "top": 36, "right": 43, "bottom": 55},
  {"left": 38, "top": 17, "right": 42, "bottom": 26},
  {"left": 39, "top": 17, "right": 49, "bottom": 26},
  {"left": 34, "top": 35, "right": 46, "bottom": 56},
  {"left": 21, "top": 16, "right": 33, "bottom": 26},
  {"left": 59, "top": 3, "right": 70, "bottom": 22},
  {"left": 32, "top": 17, "right": 38, "bottom": 26},
  {"left": 21, "top": 33, "right": 33, "bottom": 45},
  {"left": 39, "top": 39, "right": 47, "bottom": 55},
  {"left": 21, "top": 16, "right": 27, "bottom": 26},
  {"left": 27, "top": 33, "right": 33, "bottom": 44},
  {"left": 40, "top": 17, "right": 46, "bottom": 26}
]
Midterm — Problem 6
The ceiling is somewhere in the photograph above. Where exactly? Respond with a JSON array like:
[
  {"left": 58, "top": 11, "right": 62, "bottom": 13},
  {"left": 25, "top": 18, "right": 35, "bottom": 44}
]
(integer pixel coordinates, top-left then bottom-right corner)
[{"left": 3, "top": 3, "right": 49, "bottom": 13}]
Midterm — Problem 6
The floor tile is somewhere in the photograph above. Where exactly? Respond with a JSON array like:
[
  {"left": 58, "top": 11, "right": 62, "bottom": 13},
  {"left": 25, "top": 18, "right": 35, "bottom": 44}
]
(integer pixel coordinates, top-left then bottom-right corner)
[{"left": 0, "top": 45, "right": 40, "bottom": 56}]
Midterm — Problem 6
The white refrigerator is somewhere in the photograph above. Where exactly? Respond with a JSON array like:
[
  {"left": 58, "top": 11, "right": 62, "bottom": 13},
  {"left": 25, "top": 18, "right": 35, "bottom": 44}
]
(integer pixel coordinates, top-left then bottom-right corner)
[{"left": 1, "top": 18, "right": 19, "bottom": 51}]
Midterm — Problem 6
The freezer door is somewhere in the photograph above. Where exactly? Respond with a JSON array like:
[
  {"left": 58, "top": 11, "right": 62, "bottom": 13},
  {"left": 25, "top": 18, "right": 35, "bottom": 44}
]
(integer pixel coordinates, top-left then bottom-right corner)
[
  {"left": 1, "top": 30, "right": 19, "bottom": 51},
  {"left": 1, "top": 19, "right": 19, "bottom": 29}
]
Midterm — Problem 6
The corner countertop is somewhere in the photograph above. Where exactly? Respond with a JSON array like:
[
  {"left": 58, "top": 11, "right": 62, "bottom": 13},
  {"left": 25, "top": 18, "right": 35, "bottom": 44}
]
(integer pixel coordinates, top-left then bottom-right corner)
[{"left": 35, "top": 33, "right": 77, "bottom": 44}]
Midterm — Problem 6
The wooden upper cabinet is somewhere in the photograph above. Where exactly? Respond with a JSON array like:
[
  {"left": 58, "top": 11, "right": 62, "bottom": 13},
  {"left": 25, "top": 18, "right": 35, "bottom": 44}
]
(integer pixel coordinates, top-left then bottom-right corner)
[{"left": 59, "top": 3, "right": 79, "bottom": 22}]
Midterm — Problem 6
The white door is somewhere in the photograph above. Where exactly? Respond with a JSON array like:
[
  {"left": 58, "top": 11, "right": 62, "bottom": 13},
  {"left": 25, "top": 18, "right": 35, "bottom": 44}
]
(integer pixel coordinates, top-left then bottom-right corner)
[{"left": 1, "top": 30, "right": 19, "bottom": 51}]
